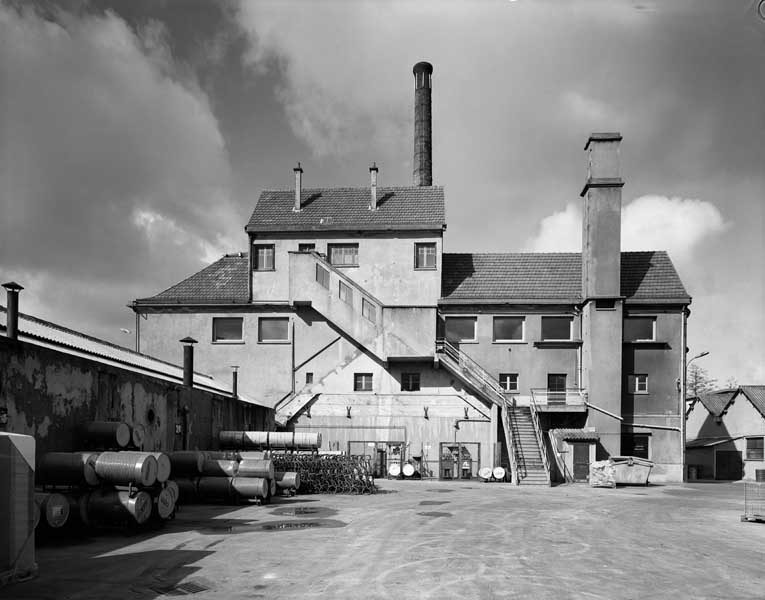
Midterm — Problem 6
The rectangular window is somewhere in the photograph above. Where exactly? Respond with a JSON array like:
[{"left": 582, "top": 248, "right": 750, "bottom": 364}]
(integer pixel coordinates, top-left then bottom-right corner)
[
  {"left": 305, "top": 372, "right": 314, "bottom": 385},
  {"left": 339, "top": 280, "right": 353, "bottom": 305},
  {"left": 362, "top": 298, "right": 376, "bottom": 322},
  {"left": 629, "top": 374, "right": 648, "bottom": 394},
  {"left": 401, "top": 372, "right": 421, "bottom": 392},
  {"left": 258, "top": 317, "right": 289, "bottom": 342},
  {"left": 547, "top": 373, "right": 567, "bottom": 404},
  {"left": 746, "top": 437, "right": 764, "bottom": 461},
  {"left": 354, "top": 373, "right": 373, "bottom": 392},
  {"left": 298, "top": 243, "right": 316, "bottom": 252},
  {"left": 541, "top": 317, "right": 573, "bottom": 341},
  {"left": 316, "top": 264, "right": 330, "bottom": 289},
  {"left": 623, "top": 434, "right": 650, "bottom": 459},
  {"left": 444, "top": 316, "right": 477, "bottom": 342},
  {"left": 212, "top": 317, "right": 243, "bottom": 342},
  {"left": 252, "top": 244, "right": 275, "bottom": 271},
  {"left": 328, "top": 243, "right": 359, "bottom": 267},
  {"left": 414, "top": 243, "right": 437, "bottom": 270},
  {"left": 624, "top": 317, "right": 656, "bottom": 342},
  {"left": 493, "top": 317, "right": 524, "bottom": 342},
  {"left": 499, "top": 373, "right": 519, "bottom": 392}
]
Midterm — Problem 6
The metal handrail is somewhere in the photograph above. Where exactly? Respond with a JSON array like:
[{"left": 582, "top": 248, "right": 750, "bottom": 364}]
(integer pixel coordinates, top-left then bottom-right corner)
[
  {"left": 502, "top": 399, "right": 520, "bottom": 486},
  {"left": 529, "top": 395, "right": 551, "bottom": 485},
  {"left": 435, "top": 338, "right": 506, "bottom": 405},
  {"left": 530, "top": 388, "right": 587, "bottom": 405}
]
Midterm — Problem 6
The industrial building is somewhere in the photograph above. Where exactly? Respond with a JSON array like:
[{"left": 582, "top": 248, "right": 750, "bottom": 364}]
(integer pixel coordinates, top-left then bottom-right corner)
[{"left": 132, "top": 62, "right": 692, "bottom": 484}]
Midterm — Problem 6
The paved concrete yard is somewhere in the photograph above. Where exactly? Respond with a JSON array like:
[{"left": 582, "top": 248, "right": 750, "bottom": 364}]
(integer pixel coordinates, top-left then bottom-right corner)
[{"left": 6, "top": 481, "right": 765, "bottom": 599}]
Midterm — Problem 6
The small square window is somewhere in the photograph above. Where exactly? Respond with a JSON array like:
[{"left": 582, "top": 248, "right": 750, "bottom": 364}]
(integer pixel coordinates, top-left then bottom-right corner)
[
  {"left": 401, "top": 372, "right": 421, "bottom": 392},
  {"left": 328, "top": 244, "right": 359, "bottom": 267},
  {"left": 630, "top": 374, "right": 648, "bottom": 394},
  {"left": 258, "top": 317, "right": 289, "bottom": 342},
  {"left": 493, "top": 317, "right": 524, "bottom": 342},
  {"left": 212, "top": 317, "right": 243, "bottom": 342},
  {"left": 746, "top": 437, "right": 764, "bottom": 461},
  {"left": 298, "top": 243, "right": 315, "bottom": 252},
  {"left": 414, "top": 243, "right": 437, "bottom": 270},
  {"left": 541, "top": 317, "right": 573, "bottom": 341},
  {"left": 444, "top": 316, "right": 477, "bottom": 342},
  {"left": 339, "top": 281, "right": 353, "bottom": 305},
  {"left": 624, "top": 317, "right": 656, "bottom": 342},
  {"left": 252, "top": 244, "right": 275, "bottom": 271},
  {"left": 306, "top": 372, "right": 314, "bottom": 385},
  {"left": 499, "top": 373, "right": 519, "bottom": 392},
  {"left": 362, "top": 298, "right": 376, "bottom": 322},
  {"left": 354, "top": 373, "right": 373, "bottom": 392},
  {"left": 316, "top": 264, "right": 330, "bottom": 289}
]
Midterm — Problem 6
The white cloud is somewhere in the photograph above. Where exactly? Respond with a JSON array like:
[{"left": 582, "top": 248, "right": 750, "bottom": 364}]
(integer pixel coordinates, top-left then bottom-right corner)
[
  {"left": 523, "top": 202, "right": 582, "bottom": 252},
  {"left": 561, "top": 90, "right": 616, "bottom": 125}
]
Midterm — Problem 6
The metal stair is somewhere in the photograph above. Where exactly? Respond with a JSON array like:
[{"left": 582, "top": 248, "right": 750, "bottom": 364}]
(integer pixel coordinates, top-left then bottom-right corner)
[{"left": 507, "top": 405, "right": 550, "bottom": 486}]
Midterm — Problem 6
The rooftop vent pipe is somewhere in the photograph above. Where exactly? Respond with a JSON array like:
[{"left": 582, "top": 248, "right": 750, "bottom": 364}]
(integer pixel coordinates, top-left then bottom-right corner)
[
  {"left": 2, "top": 281, "right": 23, "bottom": 341},
  {"left": 369, "top": 163, "right": 378, "bottom": 210},
  {"left": 294, "top": 162, "right": 303, "bottom": 211},
  {"left": 180, "top": 337, "right": 197, "bottom": 387},
  {"left": 412, "top": 61, "right": 433, "bottom": 186}
]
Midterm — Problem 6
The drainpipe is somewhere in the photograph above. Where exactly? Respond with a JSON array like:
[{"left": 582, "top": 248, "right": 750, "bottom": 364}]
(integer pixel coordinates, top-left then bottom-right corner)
[
  {"left": 2, "top": 281, "right": 23, "bottom": 340},
  {"left": 681, "top": 307, "right": 689, "bottom": 481}
]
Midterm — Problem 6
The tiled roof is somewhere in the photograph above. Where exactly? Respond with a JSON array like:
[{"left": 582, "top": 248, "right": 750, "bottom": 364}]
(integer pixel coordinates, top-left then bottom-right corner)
[
  {"left": 135, "top": 253, "right": 249, "bottom": 304},
  {"left": 551, "top": 428, "right": 600, "bottom": 442},
  {"left": 441, "top": 251, "right": 690, "bottom": 302},
  {"left": 246, "top": 187, "right": 446, "bottom": 232},
  {"left": 739, "top": 386, "right": 765, "bottom": 419},
  {"left": 690, "top": 389, "right": 738, "bottom": 417},
  {"left": 0, "top": 307, "right": 264, "bottom": 406}
]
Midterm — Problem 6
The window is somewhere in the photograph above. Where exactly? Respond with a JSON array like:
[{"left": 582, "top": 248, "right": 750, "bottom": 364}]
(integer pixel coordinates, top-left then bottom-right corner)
[
  {"left": 362, "top": 298, "right": 376, "bottom": 322},
  {"left": 258, "top": 317, "right": 289, "bottom": 342},
  {"left": 746, "top": 437, "right": 764, "bottom": 461},
  {"left": 547, "top": 374, "right": 567, "bottom": 404},
  {"left": 252, "top": 244, "right": 275, "bottom": 271},
  {"left": 316, "top": 264, "right": 330, "bottom": 289},
  {"left": 629, "top": 374, "right": 649, "bottom": 394},
  {"left": 328, "top": 244, "right": 359, "bottom": 267},
  {"left": 212, "top": 317, "right": 243, "bottom": 342},
  {"left": 499, "top": 373, "right": 519, "bottom": 392},
  {"left": 414, "top": 243, "right": 437, "bottom": 270},
  {"left": 298, "top": 243, "right": 315, "bottom": 252},
  {"left": 541, "top": 317, "right": 573, "bottom": 341},
  {"left": 624, "top": 317, "right": 656, "bottom": 342},
  {"left": 354, "top": 373, "right": 373, "bottom": 392},
  {"left": 339, "top": 281, "right": 353, "bottom": 305},
  {"left": 493, "top": 317, "right": 524, "bottom": 342},
  {"left": 401, "top": 372, "right": 421, "bottom": 392},
  {"left": 444, "top": 316, "right": 477, "bottom": 342},
  {"left": 622, "top": 433, "right": 650, "bottom": 459},
  {"left": 305, "top": 372, "right": 314, "bottom": 385}
]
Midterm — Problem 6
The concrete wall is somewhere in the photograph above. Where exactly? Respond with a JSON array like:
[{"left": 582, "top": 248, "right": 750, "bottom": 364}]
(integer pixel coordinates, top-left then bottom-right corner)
[
  {"left": 250, "top": 231, "right": 442, "bottom": 305},
  {"left": 0, "top": 337, "right": 272, "bottom": 461}
]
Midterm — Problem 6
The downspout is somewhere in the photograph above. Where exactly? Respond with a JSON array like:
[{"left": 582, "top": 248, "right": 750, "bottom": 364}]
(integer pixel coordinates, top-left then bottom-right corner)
[
  {"left": 135, "top": 310, "right": 140, "bottom": 353},
  {"left": 681, "top": 307, "right": 689, "bottom": 481},
  {"left": 291, "top": 320, "right": 296, "bottom": 394}
]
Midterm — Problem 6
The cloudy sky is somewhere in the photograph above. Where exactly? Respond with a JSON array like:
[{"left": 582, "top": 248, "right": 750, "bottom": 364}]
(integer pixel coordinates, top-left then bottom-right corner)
[{"left": 1, "top": 0, "right": 763, "bottom": 384}]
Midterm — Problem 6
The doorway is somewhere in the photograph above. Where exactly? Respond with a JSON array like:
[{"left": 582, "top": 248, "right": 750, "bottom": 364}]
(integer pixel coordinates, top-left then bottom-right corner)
[
  {"left": 715, "top": 450, "right": 743, "bottom": 480},
  {"left": 571, "top": 443, "right": 590, "bottom": 482},
  {"left": 439, "top": 442, "right": 480, "bottom": 480}
]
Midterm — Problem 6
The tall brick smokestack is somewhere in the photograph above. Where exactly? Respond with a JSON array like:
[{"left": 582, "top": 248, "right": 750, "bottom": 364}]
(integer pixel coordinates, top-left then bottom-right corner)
[{"left": 412, "top": 61, "right": 433, "bottom": 186}]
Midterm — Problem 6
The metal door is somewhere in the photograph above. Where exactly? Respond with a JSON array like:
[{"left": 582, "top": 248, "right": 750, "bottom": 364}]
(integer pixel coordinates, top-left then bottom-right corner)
[{"left": 572, "top": 443, "right": 590, "bottom": 481}]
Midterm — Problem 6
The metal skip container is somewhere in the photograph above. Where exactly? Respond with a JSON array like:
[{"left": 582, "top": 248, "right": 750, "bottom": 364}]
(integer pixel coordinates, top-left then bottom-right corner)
[{"left": 610, "top": 456, "right": 654, "bottom": 485}]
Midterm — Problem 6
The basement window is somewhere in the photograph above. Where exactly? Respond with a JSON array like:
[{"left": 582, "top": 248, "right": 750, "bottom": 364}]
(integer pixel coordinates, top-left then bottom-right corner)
[
  {"left": 354, "top": 373, "right": 373, "bottom": 392},
  {"left": 212, "top": 317, "right": 243, "bottom": 343},
  {"left": 624, "top": 317, "right": 656, "bottom": 342},
  {"left": 258, "top": 317, "right": 289, "bottom": 343},
  {"left": 444, "top": 316, "right": 477, "bottom": 342},
  {"left": 414, "top": 243, "right": 437, "bottom": 270},
  {"left": 493, "top": 317, "right": 524, "bottom": 342},
  {"left": 746, "top": 437, "right": 764, "bottom": 461},
  {"left": 541, "top": 317, "right": 573, "bottom": 341},
  {"left": 499, "top": 373, "right": 519, "bottom": 393},
  {"left": 252, "top": 244, "right": 275, "bottom": 271},
  {"left": 328, "top": 244, "right": 359, "bottom": 267},
  {"left": 401, "top": 372, "right": 421, "bottom": 392}
]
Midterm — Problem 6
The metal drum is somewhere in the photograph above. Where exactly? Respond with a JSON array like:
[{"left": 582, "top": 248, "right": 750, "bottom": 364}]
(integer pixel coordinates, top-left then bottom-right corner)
[
  {"left": 82, "top": 489, "right": 152, "bottom": 525},
  {"left": 175, "top": 478, "right": 199, "bottom": 501},
  {"left": 219, "top": 431, "right": 245, "bottom": 449},
  {"left": 239, "top": 451, "right": 267, "bottom": 460},
  {"left": 151, "top": 453, "right": 172, "bottom": 483},
  {"left": 492, "top": 466, "right": 506, "bottom": 481},
  {"left": 478, "top": 467, "right": 493, "bottom": 481},
  {"left": 94, "top": 452, "right": 158, "bottom": 487},
  {"left": 275, "top": 471, "right": 300, "bottom": 490},
  {"left": 131, "top": 424, "right": 145, "bottom": 449},
  {"left": 35, "top": 492, "right": 70, "bottom": 529},
  {"left": 293, "top": 432, "right": 322, "bottom": 449},
  {"left": 270, "top": 478, "right": 276, "bottom": 497},
  {"left": 388, "top": 464, "right": 401, "bottom": 477},
  {"left": 168, "top": 451, "right": 204, "bottom": 475},
  {"left": 80, "top": 421, "right": 131, "bottom": 448},
  {"left": 237, "top": 459, "right": 274, "bottom": 479},
  {"left": 155, "top": 487, "right": 175, "bottom": 519},
  {"left": 243, "top": 431, "right": 269, "bottom": 449},
  {"left": 39, "top": 452, "right": 100, "bottom": 487},
  {"left": 231, "top": 477, "right": 268, "bottom": 499},
  {"left": 197, "top": 477, "right": 233, "bottom": 499},
  {"left": 203, "top": 450, "right": 240, "bottom": 461},
  {"left": 402, "top": 464, "right": 416, "bottom": 477},
  {"left": 200, "top": 459, "right": 239, "bottom": 477},
  {"left": 266, "top": 432, "right": 294, "bottom": 449},
  {"left": 164, "top": 480, "right": 180, "bottom": 505}
]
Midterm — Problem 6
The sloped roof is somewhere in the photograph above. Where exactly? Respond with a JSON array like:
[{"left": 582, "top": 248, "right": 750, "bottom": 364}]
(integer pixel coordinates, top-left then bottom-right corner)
[
  {"left": 739, "top": 386, "right": 765, "bottom": 419},
  {"left": 0, "top": 307, "right": 265, "bottom": 406},
  {"left": 246, "top": 187, "right": 446, "bottom": 232},
  {"left": 551, "top": 428, "right": 600, "bottom": 442},
  {"left": 690, "top": 389, "right": 738, "bottom": 418},
  {"left": 686, "top": 436, "right": 745, "bottom": 448},
  {"left": 135, "top": 253, "right": 249, "bottom": 305},
  {"left": 441, "top": 251, "right": 690, "bottom": 302}
]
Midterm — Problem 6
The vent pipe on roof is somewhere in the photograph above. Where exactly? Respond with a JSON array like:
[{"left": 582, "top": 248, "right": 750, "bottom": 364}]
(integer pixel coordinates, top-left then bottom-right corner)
[
  {"left": 413, "top": 61, "right": 433, "bottom": 186},
  {"left": 293, "top": 162, "right": 303, "bottom": 212},
  {"left": 369, "top": 163, "right": 378, "bottom": 210},
  {"left": 180, "top": 337, "right": 197, "bottom": 387},
  {"left": 231, "top": 365, "right": 239, "bottom": 399},
  {"left": 2, "top": 281, "right": 23, "bottom": 341}
]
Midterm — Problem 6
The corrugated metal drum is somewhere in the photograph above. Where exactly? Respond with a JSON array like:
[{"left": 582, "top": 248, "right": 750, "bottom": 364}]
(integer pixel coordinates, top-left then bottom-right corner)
[
  {"left": 35, "top": 492, "right": 70, "bottom": 529},
  {"left": 231, "top": 477, "right": 268, "bottom": 499},
  {"left": 155, "top": 487, "right": 175, "bottom": 519},
  {"left": 164, "top": 480, "right": 180, "bottom": 505},
  {"left": 168, "top": 451, "right": 204, "bottom": 475},
  {"left": 293, "top": 432, "right": 321, "bottom": 449},
  {"left": 82, "top": 489, "right": 152, "bottom": 525},
  {"left": 94, "top": 452, "right": 158, "bottom": 487},
  {"left": 237, "top": 459, "right": 274, "bottom": 479},
  {"left": 267, "top": 432, "right": 294, "bottom": 449},
  {"left": 151, "top": 453, "right": 172, "bottom": 483},
  {"left": 243, "top": 431, "right": 269, "bottom": 448}
]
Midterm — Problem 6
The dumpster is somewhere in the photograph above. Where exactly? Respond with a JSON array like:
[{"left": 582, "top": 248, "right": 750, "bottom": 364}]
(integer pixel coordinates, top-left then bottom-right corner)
[{"left": 611, "top": 456, "right": 653, "bottom": 485}]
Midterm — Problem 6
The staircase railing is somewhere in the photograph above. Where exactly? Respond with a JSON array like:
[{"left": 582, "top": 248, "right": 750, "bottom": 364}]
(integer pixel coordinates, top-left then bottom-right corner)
[
  {"left": 529, "top": 395, "right": 551, "bottom": 485},
  {"left": 435, "top": 338, "right": 506, "bottom": 407},
  {"left": 502, "top": 398, "right": 520, "bottom": 485}
]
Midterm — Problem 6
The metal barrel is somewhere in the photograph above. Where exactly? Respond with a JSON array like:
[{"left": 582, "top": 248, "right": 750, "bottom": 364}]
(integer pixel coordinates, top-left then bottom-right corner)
[
  {"left": 402, "top": 464, "right": 416, "bottom": 477},
  {"left": 270, "top": 478, "right": 276, "bottom": 497},
  {"left": 38, "top": 452, "right": 100, "bottom": 486},
  {"left": 81, "top": 488, "right": 153, "bottom": 525},
  {"left": 200, "top": 459, "right": 239, "bottom": 477},
  {"left": 203, "top": 450, "right": 241, "bottom": 461},
  {"left": 239, "top": 451, "right": 267, "bottom": 460},
  {"left": 176, "top": 478, "right": 199, "bottom": 501},
  {"left": 35, "top": 492, "right": 70, "bottom": 529},
  {"left": 197, "top": 476, "right": 233, "bottom": 499},
  {"left": 79, "top": 421, "right": 131, "bottom": 448},
  {"left": 219, "top": 431, "right": 245, "bottom": 449},
  {"left": 154, "top": 487, "right": 175, "bottom": 519},
  {"left": 243, "top": 431, "right": 269, "bottom": 449},
  {"left": 267, "top": 432, "right": 294, "bottom": 449},
  {"left": 274, "top": 471, "right": 300, "bottom": 490},
  {"left": 164, "top": 480, "right": 180, "bottom": 505},
  {"left": 492, "top": 466, "right": 506, "bottom": 481},
  {"left": 293, "top": 432, "right": 322, "bottom": 449},
  {"left": 167, "top": 451, "right": 204, "bottom": 475},
  {"left": 231, "top": 477, "right": 268, "bottom": 499},
  {"left": 151, "top": 453, "right": 172, "bottom": 483},
  {"left": 237, "top": 459, "right": 274, "bottom": 479},
  {"left": 131, "top": 424, "right": 146, "bottom": 449},
  {"left": 94, "top": 451, "right": 158, "bottom": 487},
  {"left": 478, "top": 467, "right": 493, "bottom": 481}
]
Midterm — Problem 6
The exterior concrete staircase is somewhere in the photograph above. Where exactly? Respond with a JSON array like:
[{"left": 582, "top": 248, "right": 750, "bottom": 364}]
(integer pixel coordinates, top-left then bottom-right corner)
[{"left": 506, "top": 405, "right": 550, "bottom": 486}]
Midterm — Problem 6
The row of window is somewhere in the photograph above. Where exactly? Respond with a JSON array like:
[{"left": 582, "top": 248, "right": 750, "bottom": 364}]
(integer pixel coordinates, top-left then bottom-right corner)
[
  {"left": 444, "top": 316, "right": 657, "bottom": 343},
  {"left": 252, "top": 242, "right": 438, "bottom": 270},
  {"left": 212, "top": 317, "right": 289, "bottom": 343}
]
